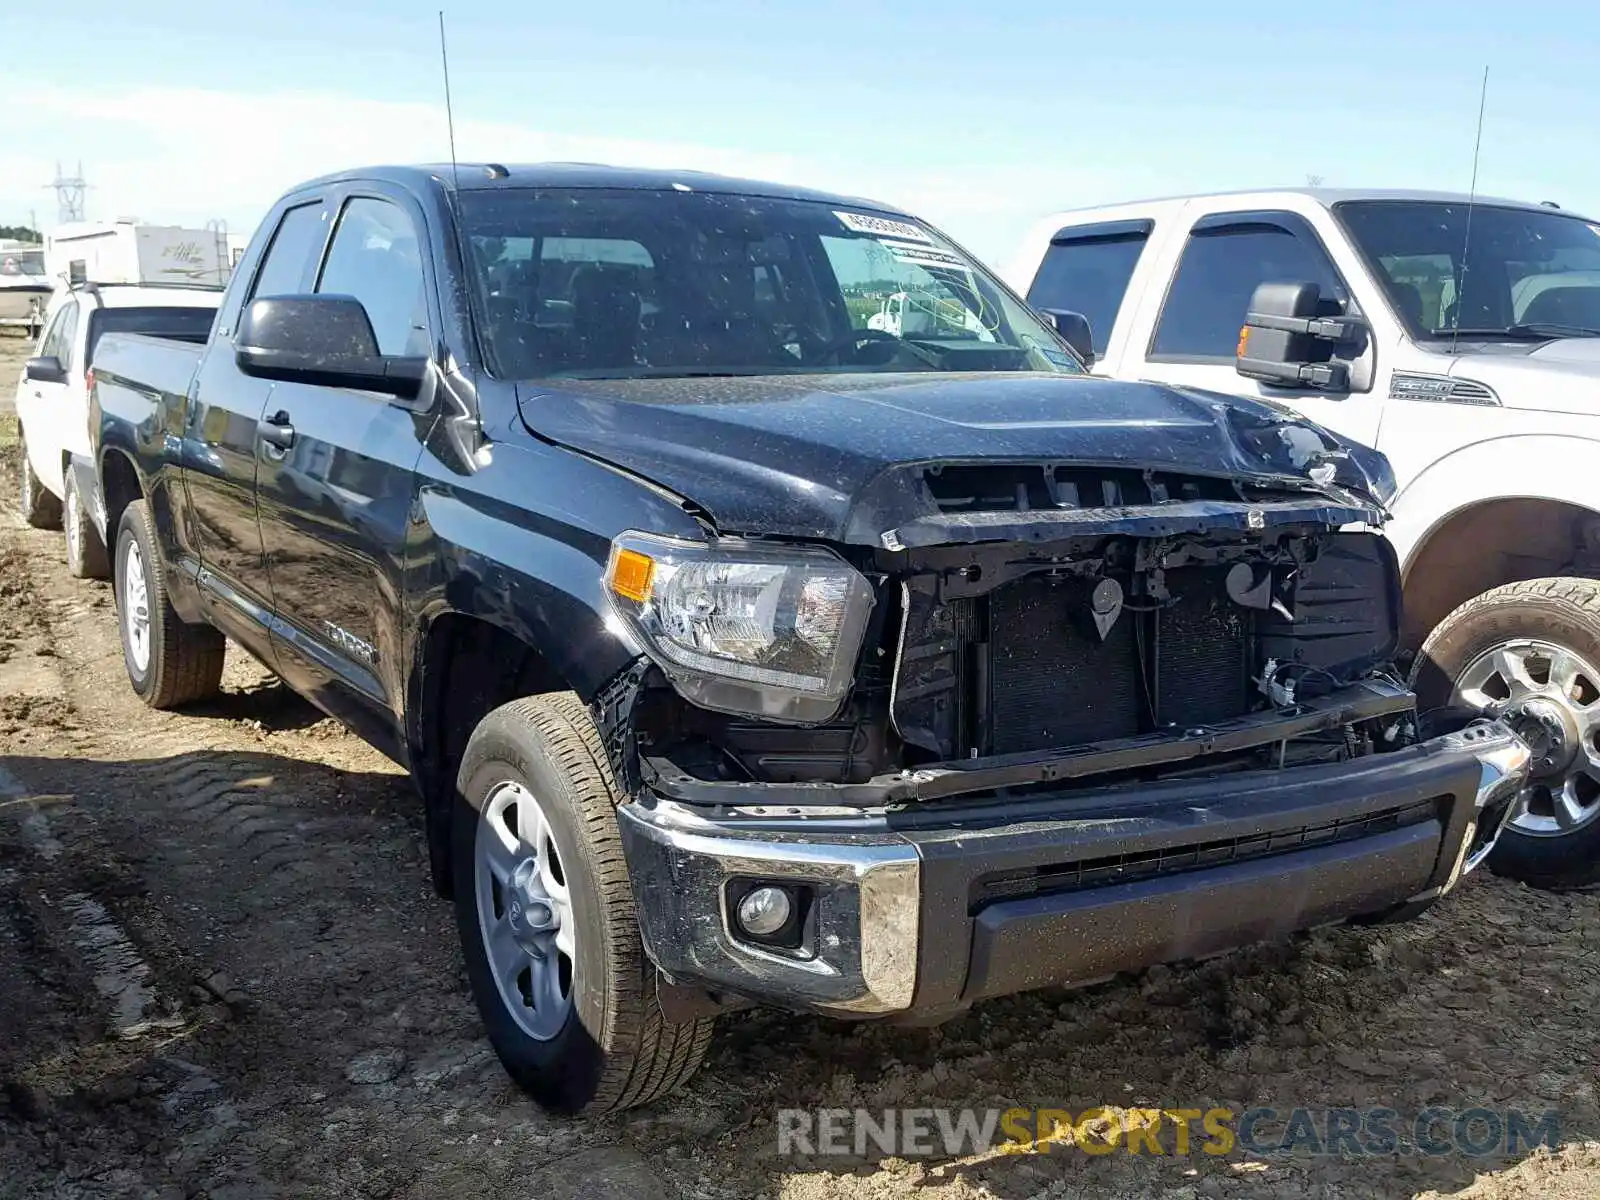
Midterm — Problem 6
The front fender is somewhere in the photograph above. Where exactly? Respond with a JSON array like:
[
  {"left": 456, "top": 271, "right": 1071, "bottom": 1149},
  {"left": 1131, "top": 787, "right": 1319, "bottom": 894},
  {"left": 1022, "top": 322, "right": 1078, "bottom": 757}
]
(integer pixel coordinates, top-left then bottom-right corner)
[
  {"left": 403, "top": 435, "right": 706, "bottom": 705},
  {"left": 1386, "top": 434, "right": 1600, "bottom": 577}
]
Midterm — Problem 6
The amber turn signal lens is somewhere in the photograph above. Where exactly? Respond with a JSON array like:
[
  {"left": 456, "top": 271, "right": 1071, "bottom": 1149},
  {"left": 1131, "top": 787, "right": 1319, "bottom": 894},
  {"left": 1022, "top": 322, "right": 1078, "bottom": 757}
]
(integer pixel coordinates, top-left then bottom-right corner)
[
  {"left": 609, "top": 548, "right": 655, "bottom": 602},
  {"left": 1236, "top": 326, "right": 1250, "bottom": 357}
]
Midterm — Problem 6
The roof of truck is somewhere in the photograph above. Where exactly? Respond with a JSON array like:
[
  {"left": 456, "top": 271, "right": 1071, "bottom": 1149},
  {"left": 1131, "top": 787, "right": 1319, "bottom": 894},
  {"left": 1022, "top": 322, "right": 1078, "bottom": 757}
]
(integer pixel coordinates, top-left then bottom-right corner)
[
  {"left": 290, "top": 162, "right": 908, "bottom": 216},
  {"left": 1045, "top": 186, "right": 1592, "bottom": 220}
]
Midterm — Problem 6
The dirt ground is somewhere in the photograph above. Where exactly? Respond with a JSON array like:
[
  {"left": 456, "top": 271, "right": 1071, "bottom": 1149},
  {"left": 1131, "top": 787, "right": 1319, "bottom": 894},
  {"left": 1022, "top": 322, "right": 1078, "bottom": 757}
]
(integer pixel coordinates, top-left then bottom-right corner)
[{"left": 1, "top": 335, "right": 1598, "bottom": 1200}]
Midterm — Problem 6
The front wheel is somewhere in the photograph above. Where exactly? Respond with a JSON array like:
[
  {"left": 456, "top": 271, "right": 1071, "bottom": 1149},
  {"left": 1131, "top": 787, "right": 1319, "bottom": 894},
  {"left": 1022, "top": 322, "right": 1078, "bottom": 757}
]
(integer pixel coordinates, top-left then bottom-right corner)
[
  {"left": 114, "top": 500, "right": 226, "bottom": 708},
  {"left": 1412, "top": 577, "right": 1600, "bottom": 889},
  {"left": 452, "top": 693, "right": 715, "bottom": 1115}
]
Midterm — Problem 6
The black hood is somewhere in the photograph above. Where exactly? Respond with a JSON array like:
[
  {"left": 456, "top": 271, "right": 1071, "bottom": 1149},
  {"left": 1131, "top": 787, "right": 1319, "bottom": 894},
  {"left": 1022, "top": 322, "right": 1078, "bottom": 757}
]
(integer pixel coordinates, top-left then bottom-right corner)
[{"left": 515, "top": 372, "right": 1395, "bottom": 544}]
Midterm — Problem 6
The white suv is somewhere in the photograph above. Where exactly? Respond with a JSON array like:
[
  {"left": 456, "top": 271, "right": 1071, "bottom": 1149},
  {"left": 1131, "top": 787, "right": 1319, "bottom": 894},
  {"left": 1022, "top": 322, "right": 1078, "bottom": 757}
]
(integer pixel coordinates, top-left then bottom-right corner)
[{"left": 15, "top": 282, "right": 217, "bottom": 575}]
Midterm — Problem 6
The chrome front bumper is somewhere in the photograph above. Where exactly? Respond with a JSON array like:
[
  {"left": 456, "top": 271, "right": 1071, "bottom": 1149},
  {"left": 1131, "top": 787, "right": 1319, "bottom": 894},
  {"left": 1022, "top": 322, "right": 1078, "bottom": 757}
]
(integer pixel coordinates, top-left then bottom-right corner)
[{"left": 618, "top": 720, "right": 1529, "bottom": 1017}]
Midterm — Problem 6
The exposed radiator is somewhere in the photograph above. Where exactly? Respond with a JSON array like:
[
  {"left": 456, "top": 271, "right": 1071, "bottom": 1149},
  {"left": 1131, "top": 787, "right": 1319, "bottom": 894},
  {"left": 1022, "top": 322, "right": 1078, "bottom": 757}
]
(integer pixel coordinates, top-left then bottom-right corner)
[
  {"left": 986, "top": 568, "right": 1253, "bottom": 755},
  {"left": 988, "top": 577, "right": 1141, "bottom": 753}
]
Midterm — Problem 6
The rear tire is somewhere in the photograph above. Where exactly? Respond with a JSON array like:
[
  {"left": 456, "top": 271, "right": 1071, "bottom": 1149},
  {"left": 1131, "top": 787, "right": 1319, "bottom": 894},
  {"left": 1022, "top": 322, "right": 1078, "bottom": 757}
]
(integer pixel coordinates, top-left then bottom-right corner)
[
  {"left": 452, "top": 693, "right": 715, "bottom": 1115},
  {"left": 64, "top": 472, "right": 110, "bottom": 579},
  {"left": 1412, "top": 577, "right": 1600, "bottom": 890},
  {"left": 113, "top": 500, "right": 225, "bottom": 709},
  {"left": 17, "top": 432, "right": 62, "bottom": 530}
]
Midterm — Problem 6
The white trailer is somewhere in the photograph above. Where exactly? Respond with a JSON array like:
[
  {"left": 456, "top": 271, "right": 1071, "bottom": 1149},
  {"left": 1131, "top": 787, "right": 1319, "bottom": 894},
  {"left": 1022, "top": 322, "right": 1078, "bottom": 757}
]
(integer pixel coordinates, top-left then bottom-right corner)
[{"left": 45, "top": 220, "right": 229, "bottom": 288}]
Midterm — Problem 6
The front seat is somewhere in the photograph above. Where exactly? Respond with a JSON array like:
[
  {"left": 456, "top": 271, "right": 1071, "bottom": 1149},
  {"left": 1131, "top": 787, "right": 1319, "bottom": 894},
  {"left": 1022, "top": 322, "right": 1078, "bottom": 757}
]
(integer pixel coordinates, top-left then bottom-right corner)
[{"left": 571, "top": 267, "right": 642, "bottom": 370}]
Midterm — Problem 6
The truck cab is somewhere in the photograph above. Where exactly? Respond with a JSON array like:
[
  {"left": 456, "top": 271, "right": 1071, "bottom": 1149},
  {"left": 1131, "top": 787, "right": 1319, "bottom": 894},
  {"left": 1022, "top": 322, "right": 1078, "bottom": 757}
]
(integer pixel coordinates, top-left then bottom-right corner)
[{"left": 1007, "top": 188, "right": 1600, "bottom": 885}]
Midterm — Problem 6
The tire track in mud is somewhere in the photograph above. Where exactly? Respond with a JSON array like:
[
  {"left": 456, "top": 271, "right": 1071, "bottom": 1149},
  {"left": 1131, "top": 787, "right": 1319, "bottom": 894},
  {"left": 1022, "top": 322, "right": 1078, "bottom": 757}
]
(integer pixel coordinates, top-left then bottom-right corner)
[{"left": 0, "top": 514, "right": 644, "bottom": 1198}]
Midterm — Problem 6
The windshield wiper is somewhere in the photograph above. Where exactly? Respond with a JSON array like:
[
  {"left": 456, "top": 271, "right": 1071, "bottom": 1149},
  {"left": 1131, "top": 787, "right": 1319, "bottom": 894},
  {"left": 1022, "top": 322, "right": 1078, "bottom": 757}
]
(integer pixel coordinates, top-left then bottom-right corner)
[
  {"left": 1440, "top": 323, "right": 1600, "bottom": 341},
  {"left": 1504, "top": 322, "right": 1600, "bottom": 339}
]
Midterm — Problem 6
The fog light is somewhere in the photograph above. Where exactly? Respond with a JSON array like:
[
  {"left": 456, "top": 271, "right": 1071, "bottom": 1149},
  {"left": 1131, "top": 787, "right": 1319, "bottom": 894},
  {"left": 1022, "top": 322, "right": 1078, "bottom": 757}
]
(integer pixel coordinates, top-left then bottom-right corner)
[{"left": 736, "top": 886, "right": 792, "bottom": 938}]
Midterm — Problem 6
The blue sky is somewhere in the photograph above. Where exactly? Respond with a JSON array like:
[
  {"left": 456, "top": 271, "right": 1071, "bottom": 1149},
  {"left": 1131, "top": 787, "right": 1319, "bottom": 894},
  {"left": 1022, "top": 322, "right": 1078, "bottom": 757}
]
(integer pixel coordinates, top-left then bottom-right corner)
[{"left": 2, "top": 0, "right": 1596, "bottom": 262}]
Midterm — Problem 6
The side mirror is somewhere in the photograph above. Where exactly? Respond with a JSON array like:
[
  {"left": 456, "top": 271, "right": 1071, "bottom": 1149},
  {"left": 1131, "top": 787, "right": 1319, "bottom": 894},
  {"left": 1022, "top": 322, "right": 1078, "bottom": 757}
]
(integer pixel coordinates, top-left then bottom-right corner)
[
  {"left": 1236, "top": 282, "right": 1367, "bottom": 391},
  {"left": 235, "top": 295, "right": 427, "bottom": 399},
  {"left": 24, "top": 356, "right": 67, "bottom": 384},
  {"left": 1038, "top": 307, "right": 1095, "bottom": 367}
]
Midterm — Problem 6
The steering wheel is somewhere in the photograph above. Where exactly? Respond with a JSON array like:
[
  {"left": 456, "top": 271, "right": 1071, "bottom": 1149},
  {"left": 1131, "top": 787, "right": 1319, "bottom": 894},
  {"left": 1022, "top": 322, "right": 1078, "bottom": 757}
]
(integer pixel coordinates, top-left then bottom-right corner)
[{"left": 819, "top": 327, "right": 901, "bottom": 363}]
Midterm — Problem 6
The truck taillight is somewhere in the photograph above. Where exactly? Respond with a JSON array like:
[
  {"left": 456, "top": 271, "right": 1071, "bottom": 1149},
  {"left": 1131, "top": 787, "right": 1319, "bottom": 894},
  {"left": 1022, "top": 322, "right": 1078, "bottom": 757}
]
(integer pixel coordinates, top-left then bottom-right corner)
[{"left": 85, "top": 367, "right": 95, "bottom": 397}]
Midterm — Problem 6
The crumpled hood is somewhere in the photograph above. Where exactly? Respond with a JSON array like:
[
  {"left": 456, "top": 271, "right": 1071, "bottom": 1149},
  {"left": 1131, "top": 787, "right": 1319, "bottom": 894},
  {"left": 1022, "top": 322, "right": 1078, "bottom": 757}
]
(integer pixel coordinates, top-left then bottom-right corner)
[
  {"left": 516, "top": 372, "right": 1395, "bottom": 543},
  {"left": 1446, "top": 338, "right": 1600, "bottom": 416}
]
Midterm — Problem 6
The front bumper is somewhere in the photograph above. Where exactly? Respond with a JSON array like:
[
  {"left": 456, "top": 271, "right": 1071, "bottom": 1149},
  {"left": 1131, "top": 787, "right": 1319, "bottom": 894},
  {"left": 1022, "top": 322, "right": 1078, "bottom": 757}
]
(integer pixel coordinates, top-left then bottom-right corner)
[{"left": 617, "top": 720, "right": 1529, "bottom": 1016}]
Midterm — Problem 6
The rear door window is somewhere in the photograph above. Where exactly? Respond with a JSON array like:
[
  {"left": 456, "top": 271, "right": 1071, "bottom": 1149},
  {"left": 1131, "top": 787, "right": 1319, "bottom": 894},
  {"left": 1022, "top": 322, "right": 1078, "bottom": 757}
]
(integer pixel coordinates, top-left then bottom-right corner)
[
  {"left": 1025, "top": 226, "right": 1150, "bottom": 355},
  {"left": 1151, "top": 221, "right": 1345, "bottom": 359}
]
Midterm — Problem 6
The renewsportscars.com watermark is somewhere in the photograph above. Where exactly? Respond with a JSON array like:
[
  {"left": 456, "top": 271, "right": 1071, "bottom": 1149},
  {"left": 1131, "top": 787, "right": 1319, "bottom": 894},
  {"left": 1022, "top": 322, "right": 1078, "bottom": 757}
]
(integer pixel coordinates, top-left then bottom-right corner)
[{"left": 776, "top": 1106, "right": 1563, "bottom": 1159}]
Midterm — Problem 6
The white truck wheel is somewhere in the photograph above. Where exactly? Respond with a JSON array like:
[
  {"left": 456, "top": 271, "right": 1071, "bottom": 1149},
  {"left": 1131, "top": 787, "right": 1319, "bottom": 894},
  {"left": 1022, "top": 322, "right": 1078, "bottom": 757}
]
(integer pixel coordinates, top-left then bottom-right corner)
[{"left": 1412, "top": 577, "right": 1600, "bottom": 889}]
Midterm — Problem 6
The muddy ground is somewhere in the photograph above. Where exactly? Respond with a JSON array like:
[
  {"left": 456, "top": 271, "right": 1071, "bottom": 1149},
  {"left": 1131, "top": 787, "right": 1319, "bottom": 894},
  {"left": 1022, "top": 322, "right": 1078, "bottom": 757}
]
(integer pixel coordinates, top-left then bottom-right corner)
[{"left": 1, "top": 335, "right": 1598, "bottom": 1199}]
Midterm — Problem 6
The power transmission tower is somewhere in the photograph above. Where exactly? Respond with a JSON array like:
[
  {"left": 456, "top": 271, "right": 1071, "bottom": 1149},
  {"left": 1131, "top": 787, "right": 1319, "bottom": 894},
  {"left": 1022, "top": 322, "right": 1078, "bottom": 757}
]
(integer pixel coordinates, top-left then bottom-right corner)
[{"left": 47, "top": 161, "right": 89, "bottom": 224}]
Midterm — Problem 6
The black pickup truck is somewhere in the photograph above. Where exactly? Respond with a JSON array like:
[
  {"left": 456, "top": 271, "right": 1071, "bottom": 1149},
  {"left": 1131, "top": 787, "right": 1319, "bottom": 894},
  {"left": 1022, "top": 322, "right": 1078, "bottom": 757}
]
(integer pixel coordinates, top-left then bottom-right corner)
[{"left": 89, "top": 163, "right": 1530, "bottom": 1115}]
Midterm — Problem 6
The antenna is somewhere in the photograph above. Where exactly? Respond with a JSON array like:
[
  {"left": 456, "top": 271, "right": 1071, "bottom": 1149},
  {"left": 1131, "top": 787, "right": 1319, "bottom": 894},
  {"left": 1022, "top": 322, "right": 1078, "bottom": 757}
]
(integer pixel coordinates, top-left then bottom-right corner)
[
  {"left": 438, "top": 12, "right": 462, "bottom": 195},
  {"left": 1450, "top": 66, "right": 1490, "bottom": 357}
]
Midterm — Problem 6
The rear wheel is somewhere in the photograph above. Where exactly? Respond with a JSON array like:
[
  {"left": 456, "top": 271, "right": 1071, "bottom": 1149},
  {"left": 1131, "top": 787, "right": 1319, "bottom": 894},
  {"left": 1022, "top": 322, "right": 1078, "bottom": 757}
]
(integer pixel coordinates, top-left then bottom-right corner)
[
  {"left": 64, "top": 472, "right": 110, "bottom": 579},
  {"left": 1412, "top": 577, "right": 1600, "bottom": 889},
  {"left": 17, "top": 432, "right": 62, "bottom": 530},
  {"left": 113, "top": 500, "right": 225, "bottom": 709},
  {"left": 452, "top": 693, "right": 715, "bottom": 1115}
]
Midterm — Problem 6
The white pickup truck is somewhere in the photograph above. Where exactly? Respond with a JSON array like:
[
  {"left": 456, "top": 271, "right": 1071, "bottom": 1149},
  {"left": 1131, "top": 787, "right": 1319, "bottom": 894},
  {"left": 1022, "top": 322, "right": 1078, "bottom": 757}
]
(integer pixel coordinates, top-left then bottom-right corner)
[
  {"left": 15, "top": 282, "right": 218, "bottom": 576},
  {"left": 1006, "top": 187, "right": 1600, "bottom": 889}
]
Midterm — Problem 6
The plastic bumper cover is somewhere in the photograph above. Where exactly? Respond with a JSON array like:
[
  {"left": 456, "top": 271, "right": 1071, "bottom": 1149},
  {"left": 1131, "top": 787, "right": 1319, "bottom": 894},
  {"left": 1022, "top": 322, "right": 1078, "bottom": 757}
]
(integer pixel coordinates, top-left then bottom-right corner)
[{"left": 617, "top": 721, "right": 1529, "bottom": 1016}]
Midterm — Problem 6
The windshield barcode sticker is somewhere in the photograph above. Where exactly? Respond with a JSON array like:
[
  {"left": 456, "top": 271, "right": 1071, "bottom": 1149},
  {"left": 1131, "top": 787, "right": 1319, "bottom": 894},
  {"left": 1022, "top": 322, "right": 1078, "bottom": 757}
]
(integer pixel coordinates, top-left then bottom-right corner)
[
  {"left": 884, "top": 243, "right": 966, "bottom": 270},
  {"left": 835, "top": 211, "right": 932, "bottom": 243}
]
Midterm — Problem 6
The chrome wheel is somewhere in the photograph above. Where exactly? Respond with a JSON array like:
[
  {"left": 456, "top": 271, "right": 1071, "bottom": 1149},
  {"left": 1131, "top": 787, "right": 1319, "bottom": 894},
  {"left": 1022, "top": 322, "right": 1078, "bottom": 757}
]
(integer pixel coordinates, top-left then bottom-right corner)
[
  {"left": 123, "top": 540, "right": 152, "bottom": 673},
  {"left": 1452, "top": 639, "right": 1600, "bottom": 837},
  {"left": 474, "top": 780, "right": 574, "bottom": 1041}
]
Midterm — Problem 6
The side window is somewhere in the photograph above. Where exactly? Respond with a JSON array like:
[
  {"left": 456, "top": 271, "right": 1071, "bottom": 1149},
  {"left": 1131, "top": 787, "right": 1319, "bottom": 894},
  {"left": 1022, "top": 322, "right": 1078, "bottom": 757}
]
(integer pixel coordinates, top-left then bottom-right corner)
[
  {"left": 55, "top": 302, "right": 80, "bottom": 372},
  {"left": 316, "top": 197, "right": 430, "bottom": 356},
  {"left": 250, "top": 203, "right": 326, "bottom": 301},
  {"left": 1026, "top": 232, "right": 1149, "bottom": 356},
  {"left": 1151, "top": 223, "right": 1345, "bottom": 359},
  {"left": 39, "top": 300, "right": 76, "bottom": 364}
]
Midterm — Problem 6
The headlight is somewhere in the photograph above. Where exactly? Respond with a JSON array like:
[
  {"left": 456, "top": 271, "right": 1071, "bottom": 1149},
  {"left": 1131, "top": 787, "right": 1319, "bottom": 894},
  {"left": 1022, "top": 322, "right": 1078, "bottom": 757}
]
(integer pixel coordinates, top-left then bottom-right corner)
[{"left": 604, "top": 531, "right": 875, "bottom": 723}]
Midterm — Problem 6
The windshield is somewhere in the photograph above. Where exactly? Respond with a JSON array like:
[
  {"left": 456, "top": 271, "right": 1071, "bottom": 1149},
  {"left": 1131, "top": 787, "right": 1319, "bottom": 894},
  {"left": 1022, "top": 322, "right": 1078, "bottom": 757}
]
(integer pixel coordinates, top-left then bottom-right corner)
[
  {"left": 458, "top": 188, "right": 1082, "bottom": 380},
  {"left": 1337, "top": 200, "right": 1600, "bottom": 339},
  {"left": 0, "top": 250, "right": 45, "bottom": 279}
]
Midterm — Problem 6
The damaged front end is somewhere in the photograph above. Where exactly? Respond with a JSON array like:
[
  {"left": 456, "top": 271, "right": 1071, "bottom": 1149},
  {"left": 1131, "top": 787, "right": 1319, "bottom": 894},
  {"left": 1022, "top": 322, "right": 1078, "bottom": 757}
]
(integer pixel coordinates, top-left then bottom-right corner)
[{"left": 598, "top": 461, "right": 1530, "bottom": 1018}]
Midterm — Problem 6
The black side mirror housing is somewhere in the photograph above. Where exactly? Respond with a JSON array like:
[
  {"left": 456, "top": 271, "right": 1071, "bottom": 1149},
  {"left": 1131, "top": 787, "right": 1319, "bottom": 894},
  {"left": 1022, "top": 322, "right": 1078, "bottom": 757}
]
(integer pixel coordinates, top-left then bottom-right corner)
[
  {"left": 1037, "top": 307, "right": 1095, "bottom": 367},
  {"left": 235, "top": 295, "right": 427, "bottom": 399},
  {"left": 24, "top": 356, "right": 67, "bottom": 384},
  {"left": 1236, "top": 281, "right": 1367, "bottom": 390}
]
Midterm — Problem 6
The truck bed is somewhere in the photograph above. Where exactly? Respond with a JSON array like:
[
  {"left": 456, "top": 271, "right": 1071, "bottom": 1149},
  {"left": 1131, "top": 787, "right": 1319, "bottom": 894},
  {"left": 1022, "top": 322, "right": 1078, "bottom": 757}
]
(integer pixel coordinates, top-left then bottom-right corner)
[{"left": 92, "top": 331, "right": 204, "bottom": 403}]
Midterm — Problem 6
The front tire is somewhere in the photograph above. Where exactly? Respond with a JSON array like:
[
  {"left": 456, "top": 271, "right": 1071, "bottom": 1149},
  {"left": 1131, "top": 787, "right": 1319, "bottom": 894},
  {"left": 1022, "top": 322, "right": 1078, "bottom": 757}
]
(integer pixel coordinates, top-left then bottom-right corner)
[
  {"left": 113, "top": 500, "right": 225, "bottom": 709},
  {"left": 18, "top": 432, "right": 62, "bottom": 530},
  {"left": 64, "top": 472, "right": 110, "bottom": 579},
  {"left": 1412, "top": 577, "right": 1600, "bottom": 889},
  {"left": 452, "top": 693, "right": 715, "bottom": 1115}
]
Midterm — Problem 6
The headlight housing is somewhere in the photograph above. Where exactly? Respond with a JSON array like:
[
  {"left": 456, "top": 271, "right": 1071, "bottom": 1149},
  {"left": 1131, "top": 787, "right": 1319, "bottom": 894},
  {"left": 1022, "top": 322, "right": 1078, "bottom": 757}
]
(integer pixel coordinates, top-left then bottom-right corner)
[{"left": 604, "top": 531, "right": 875, "bottom": 723}]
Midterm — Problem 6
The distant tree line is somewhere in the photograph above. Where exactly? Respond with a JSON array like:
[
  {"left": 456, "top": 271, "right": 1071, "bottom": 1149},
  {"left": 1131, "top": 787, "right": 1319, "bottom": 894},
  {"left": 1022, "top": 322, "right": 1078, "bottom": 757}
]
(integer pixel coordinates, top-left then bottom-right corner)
[{"left": 0, "top": 225, "right": 42, "bottom": 243}]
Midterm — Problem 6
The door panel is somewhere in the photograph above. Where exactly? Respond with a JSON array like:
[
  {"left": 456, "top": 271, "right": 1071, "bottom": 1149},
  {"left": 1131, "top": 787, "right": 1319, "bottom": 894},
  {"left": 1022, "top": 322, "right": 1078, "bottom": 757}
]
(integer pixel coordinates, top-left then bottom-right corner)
[
  {"left": 183, "top": 198, "right": 329, "bottom": 653},
  {"left": 255, "top": 385, "right": 427, "bottom": 754},
  {"left": 257, "top": 193, "right": 436, "bottom": 757},
  {"left": 19, "top": 300, "right": 77, "bottom": 494}
]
